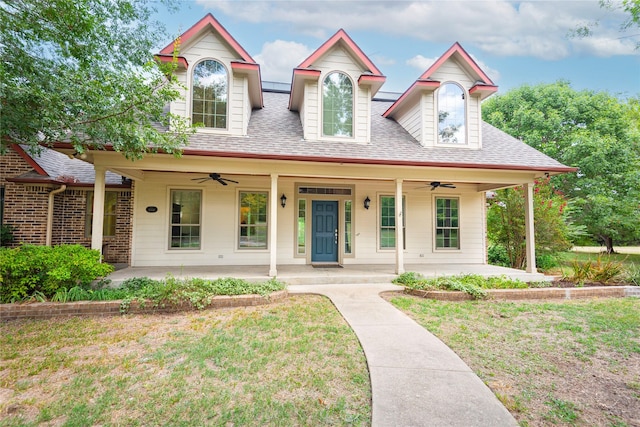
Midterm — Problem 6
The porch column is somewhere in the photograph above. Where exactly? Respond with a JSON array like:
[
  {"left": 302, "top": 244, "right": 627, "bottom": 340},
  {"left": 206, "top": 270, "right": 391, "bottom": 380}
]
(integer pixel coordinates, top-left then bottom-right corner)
[
  {"left": 524, "top": 182, "right": 537, "bottom": 273},
  {"left": 91, "top": 166, "right": 106, "bottom": 256},
  {"left": 395, "top": 178, "right": 404, "bottom": 274},
  {"left": 269, "top": 173, "right": 278, "bottom": 277}
]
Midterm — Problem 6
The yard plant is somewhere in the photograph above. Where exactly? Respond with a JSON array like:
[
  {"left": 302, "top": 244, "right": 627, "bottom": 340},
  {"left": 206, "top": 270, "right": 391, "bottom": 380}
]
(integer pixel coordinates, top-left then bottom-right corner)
[
  {"left": 390, "top": 296, "right": 640, "bottom": 426},
  {"left": 0, "top": 245, "right": 113, "bottom": 303},
  {"left": 0, "top": 296, "right": 371, "bottom": 426},
  {"left": 393, "top": 273, "right": 536, "bottom": 299}
]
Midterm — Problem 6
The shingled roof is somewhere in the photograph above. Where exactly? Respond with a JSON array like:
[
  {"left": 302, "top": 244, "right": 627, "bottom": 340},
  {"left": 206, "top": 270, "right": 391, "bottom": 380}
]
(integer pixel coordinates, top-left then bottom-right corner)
[{"left": 182, "top": 90, "right": 571, "bottom": 172}]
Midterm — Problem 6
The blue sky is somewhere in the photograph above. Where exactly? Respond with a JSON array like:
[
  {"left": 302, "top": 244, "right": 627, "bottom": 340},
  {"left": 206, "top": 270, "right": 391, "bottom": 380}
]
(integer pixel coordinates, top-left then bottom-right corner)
[{"left": 154, "top": 1, "right": 639, "bottom": 98}]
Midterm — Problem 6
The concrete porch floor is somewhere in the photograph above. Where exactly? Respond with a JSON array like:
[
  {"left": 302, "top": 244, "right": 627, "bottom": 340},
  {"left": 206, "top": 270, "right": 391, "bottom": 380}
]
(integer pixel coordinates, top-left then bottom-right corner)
[{"left": 106, "top": 263, "right": 552, "bottom": 286}]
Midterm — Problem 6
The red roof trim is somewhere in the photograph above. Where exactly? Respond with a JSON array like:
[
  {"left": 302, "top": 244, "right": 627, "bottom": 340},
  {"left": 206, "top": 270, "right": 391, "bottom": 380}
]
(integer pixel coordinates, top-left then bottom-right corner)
[
  {"left": 383, "top": 80, "right": 440, "bottom": 118},
  {"left": 292, "top": 68, "right": 321, "bottom": 78},
  {"left": 420, "top": 42, "right": 494, "bottom": 85},
  {"left": 159, "top": 13, "right": 255, "bottom": 63},
  {"left": 6, "top": 176, "right": 132, "bottom": 188},
  {"left": 469, "top": 84, "right": 498, "bottom": 95},
  {"left": 358, "top": 75, "right": 386, "bottom": 85},
  {"left": 11, "top": 144, "right": 48, "bottom": 176},
  {"left": 178, "top": 148, "right": 577, "bottom": 173},
  {"left": 230, "top": 62, "right": 260, "bottom": 72},
  {"left": 48, "top": 142, "right": 576, "bottom": 174},
  {"left": 155, "top": 54, "right": 188, "bottom": 69},
  {"left": 297, "top": 29, "right": 383, "bottom": 75}
]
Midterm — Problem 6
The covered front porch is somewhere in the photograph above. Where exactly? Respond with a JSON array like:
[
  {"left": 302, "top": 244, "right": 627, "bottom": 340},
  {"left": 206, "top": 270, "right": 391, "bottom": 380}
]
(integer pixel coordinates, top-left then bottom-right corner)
[{"left": 106, "top": 263, "right": 552, "bottom": 287}]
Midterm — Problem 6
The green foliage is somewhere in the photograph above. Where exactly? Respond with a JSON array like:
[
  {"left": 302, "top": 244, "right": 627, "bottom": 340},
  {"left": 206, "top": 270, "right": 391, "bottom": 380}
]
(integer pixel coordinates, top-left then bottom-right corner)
[
  {"left": 0, "top": 224, "right": 16, "bottom": 246},
  {"left": 394, "top": 273, "right": 531, "bottom": 299},
  {"left": 0, "top": 245, "right": 113, "bottom": 303},
  {"left": 488, "top": 244, "right": 510, "bottom": 267},
  {"left": 563, "top": 256, "right": 624, "bottom": 285},
  {"left": 0, "top": 0, "right": 195, "bottom": 159},
  {"left": 625, "top": 263, "right": 640, "bottom": 286},
  {"left": 536, "top": 253, "right": 560, "bottom": 272},
  {"left": 487, "top": 178, "right": 572, "bottom": 269},
  {"left": 483, "top": 82, "right": 640, "bottom": 252}
]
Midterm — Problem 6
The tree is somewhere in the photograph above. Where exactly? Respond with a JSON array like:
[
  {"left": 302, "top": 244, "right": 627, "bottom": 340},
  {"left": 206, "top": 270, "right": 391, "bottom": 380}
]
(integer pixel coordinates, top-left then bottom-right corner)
[
  {"left": 0, "top": 0, "right": 193, "bottom": 160},
  {"left": 483, "top": 81, "right": 640, "bottom": 253},
  {"left": 487, "top": 178, "right": 572, "bottom": 269},
  {"left": 573, "top": 0, "right": 640, "bottom": 49}
]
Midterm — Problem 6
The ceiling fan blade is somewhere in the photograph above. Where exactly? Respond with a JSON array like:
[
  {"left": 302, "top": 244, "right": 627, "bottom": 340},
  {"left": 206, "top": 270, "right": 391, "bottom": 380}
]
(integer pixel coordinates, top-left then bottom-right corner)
[
  {"left": 216, "top": 179, "right": 228, "bottom": 186},
  {"left": 441, "top": 183, "right": 457, "bottom": 189},
  {"left": 191, "top": 177, "right": 209, "bottom": 183},
  {"left": 223, "top": 178, "right": 239, "bottom": 184}
]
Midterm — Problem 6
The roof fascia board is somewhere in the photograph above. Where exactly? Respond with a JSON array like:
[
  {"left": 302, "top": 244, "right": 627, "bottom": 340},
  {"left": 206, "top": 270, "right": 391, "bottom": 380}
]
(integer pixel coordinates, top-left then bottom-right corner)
[
  {"left": 11, "top": 144, "right": 48, "bottom": 176},
  {"left": 420, "top": 42, "right": 494, "bottom": 85},
  {"left": 288, "top": 69, "right": 322, "bottom": 111},
  {"left": 297, "top": 29, "right": 383, "bottom": 75},
  {"left": 154, "top": 54, "right": 188, "bottom": 69},
  {"left": 383, "top": 80, "right": 440, "bottom": 118},
  {"left": 159, "top": 13, "right": 255, "bottom": 63},
  {"left": 231, "top": 62, "right": 264, "bottom": 108}
]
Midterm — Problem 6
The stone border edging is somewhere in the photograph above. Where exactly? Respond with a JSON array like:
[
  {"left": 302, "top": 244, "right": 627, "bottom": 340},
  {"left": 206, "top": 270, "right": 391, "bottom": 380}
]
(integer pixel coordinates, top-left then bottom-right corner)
[
  {"left": 0, "top": 290, "right": 288, "bottom": 321},
  {"left": 405, "top": 286, "right": 638, "bottom": 301}
]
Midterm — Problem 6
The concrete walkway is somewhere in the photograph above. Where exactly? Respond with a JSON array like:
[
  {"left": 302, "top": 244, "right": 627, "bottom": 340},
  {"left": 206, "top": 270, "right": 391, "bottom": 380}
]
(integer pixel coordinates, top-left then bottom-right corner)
[{"left": 288, "top": 283, "right": 518, "bottom": 427}]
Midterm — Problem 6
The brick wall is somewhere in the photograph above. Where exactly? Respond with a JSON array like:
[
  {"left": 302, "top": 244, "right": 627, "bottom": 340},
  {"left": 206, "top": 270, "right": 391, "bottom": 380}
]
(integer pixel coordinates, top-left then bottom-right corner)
[
  {"left": 1, "top": 149, "right": 49, "bottom": 245},
  {"left": 52, "top": 188, "right": 133, "bottom": 264},
  {"left": 1, "top": 148, "right": 133, "bottom": 264}
]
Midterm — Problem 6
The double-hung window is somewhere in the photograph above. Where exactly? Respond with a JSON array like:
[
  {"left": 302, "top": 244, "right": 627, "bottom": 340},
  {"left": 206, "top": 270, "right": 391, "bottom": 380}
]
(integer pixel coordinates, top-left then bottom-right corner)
[
  {"left": 435, "top": 197, "right": 460, "bottom": 249},
  {"left": 379, "top": 195, "right": 406, "bottom": 250},
  {"left": 192, "top": 59, "right": 227, "bottom": 129},
  {"left": 86, "top": 191, "right": 117, "bottom": 237},
  {"left": 322, "top": 72, "right": 353, "bottom": 137},
  {"left": 170, "top": 190, "right": 201, "bottom": 249},
  {"left": 239, "top": 192, "right": 268, "bottom": 249}
]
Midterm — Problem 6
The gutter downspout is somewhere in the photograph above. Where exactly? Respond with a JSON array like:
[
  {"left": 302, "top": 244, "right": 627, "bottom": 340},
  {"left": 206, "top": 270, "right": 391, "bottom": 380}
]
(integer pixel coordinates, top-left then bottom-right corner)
[{"left": 46, "top": 184, "right": 67, "bottom": 246}]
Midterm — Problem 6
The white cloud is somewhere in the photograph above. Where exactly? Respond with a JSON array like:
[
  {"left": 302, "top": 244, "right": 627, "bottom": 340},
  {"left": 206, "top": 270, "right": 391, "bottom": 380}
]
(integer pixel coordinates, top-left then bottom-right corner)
[
  {"left": 254, "top": 40, "right": 312, "bottom": 83},
  {"left": 196, "top": 0, "right": 637, "bottom": 60}
]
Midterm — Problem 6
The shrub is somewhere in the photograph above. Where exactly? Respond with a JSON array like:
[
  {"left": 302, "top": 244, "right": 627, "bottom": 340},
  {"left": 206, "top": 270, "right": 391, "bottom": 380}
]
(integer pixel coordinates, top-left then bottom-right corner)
[
  {"left": 536, "top": 253, "right": 560, "bottom": 271},
  {"left": 563, "top": 256, "right": 623, "bottom": 285},
  {"left": 625, "top": 263, "right": 640, "bottom": 286},
  {"left": 0, "top": 244, "right": 114, "bottom": 303},
  {"left": 0, "top": 224, "right": 16, "bottom": 246},
  {"left": 488, "top": 245, "right": 510, "bottom": 267}
]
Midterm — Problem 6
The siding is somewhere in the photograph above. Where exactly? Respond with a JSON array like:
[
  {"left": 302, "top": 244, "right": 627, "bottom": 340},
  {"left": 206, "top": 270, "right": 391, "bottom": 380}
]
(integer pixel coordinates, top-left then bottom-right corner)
[
  {"left": 170, "top": 31, "right": 250, "bottom": 136},
  {"left": 395, "top": 101, "right": 423, "bottom": 143},
  {"left": 130, "top": 173, "right": 487, "bottom": 267}
]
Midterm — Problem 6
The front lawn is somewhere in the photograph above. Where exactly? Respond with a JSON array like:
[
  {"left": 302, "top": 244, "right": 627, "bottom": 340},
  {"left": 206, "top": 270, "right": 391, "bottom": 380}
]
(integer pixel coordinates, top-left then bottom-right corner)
[
  {"left": 0, "top": 296, "right": 371, "bottom": 426},
  {"left": 389, "top": 295, "right": 640, "bottom": 427}
]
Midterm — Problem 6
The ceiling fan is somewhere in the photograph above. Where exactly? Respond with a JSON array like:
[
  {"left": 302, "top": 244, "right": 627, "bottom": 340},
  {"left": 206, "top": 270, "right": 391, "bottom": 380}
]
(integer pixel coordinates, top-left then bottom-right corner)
[
  {"left": 191, "top": 173, "right": 239, "bottom": 186},
  {"left": 428, "top": 181, "right": 456, "bottom": 191}
]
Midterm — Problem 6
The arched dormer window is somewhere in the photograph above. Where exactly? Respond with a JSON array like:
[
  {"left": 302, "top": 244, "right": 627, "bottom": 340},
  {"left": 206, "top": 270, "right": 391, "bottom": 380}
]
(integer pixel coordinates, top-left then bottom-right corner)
[
  {"left": 192, "top": 59, "right": 227, "bottom": 129},
  {"left": 322, "top": 72, "right": 353, "bottom": 137},
  {"left": 437, "top": 82, "right": 466, "bottom": 144}
]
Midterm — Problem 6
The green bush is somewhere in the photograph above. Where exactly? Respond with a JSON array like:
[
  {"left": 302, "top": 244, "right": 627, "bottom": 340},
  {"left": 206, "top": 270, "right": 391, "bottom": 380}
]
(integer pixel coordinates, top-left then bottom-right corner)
[
  {"left": 0, "top": 224, "right": 16, "bottom": 246},
  {"left": 488, "top": 245, "right": 510, "bottom": 267},
  {"left": 536, "top": 253, "right": 560, "bottom": 271},
  {"left": 394, "top": 273, "right": 534, "bottom": 299},
  {"left": 0, "top": 244, "right": 114, "bottom": 303},
  {"left": 625, "top": 263, "right": 640, "bottom": 286}
]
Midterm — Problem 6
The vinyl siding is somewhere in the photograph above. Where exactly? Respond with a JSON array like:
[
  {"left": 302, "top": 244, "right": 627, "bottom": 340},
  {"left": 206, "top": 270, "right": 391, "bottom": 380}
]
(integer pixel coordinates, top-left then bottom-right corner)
[{"left": 169, "top": 31, "right": 250, "bottom": 136}]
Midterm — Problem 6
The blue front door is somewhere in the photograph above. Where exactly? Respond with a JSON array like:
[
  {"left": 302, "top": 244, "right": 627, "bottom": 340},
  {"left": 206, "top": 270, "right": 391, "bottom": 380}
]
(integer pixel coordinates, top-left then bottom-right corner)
[{"left": 312, "top": 201, "right": 338, "bottom": 262}]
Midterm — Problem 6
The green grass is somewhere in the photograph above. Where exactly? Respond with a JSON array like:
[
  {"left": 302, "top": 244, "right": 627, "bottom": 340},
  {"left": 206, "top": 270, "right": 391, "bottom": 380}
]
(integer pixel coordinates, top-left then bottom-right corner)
[
  {"left": 0, "top": 296, "right": 371, "bottom": 426},
  {"left": 389, "top": 296, "right": 640, "bottom": 426}
]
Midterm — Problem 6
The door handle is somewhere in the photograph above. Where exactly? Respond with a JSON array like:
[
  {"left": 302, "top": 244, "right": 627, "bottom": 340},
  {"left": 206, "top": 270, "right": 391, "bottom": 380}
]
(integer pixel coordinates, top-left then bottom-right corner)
[{"left": 334, "top": 229, "right": 338, "bottom": 245}]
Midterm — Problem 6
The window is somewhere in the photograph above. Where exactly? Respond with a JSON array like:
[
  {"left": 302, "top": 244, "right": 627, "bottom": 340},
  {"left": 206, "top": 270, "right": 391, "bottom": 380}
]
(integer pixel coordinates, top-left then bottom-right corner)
[
  {"left": 86, "top": 191, "right": 117, "bottom": 237},
  {"left": 437, "top": 82, "right": 466, "bottom": 144},
  {"left": 344, "top": 200, "right": 352, "bottom": 254},
  {"left": 379, "top": 196, "right": 406, "bottom": 249},
  {"left": 239, "top": 192, "right": 268, "bottom": 249},
  {"left": 192, "top": 59, "right": 227, "bottom": 129},
  {"left": 435, "top": 197, "right": 460, "bottom": 249},
  {"left": 169, "top": 190, "right": 201, "bottom": 249},
  {"left": 323, "top": 72, "right": 353, "bottom": 137},
  {"left": 297, "top": 199, "right": 306, "bottom": 255}
]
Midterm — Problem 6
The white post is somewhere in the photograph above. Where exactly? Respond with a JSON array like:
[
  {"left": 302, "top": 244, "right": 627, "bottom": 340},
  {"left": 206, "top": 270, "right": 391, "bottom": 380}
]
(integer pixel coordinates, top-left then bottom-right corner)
[
  {"left": 91, "top": 167, "right": 106, "bottom": 255},
  {"left": 395, "top": 179, "right": 404, "bottom": 275},
  {"left": 524, "top": 182, "right": 537, "bottom": 273},
  {"left": 269, "top": 174, "right": 278, "bottom": 277}
]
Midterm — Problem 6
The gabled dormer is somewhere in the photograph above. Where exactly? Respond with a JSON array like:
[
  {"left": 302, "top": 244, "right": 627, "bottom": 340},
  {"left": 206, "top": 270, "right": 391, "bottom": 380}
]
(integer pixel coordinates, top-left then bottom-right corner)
[
  {"left": 289, "top": 30, "right": 385, "bottom": 143},
  {"left": 156, "top": 14, "right": 262, "bottom": 136},
  {"left": 384, "top": 43, "right": 497, "bottom": 149}
]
